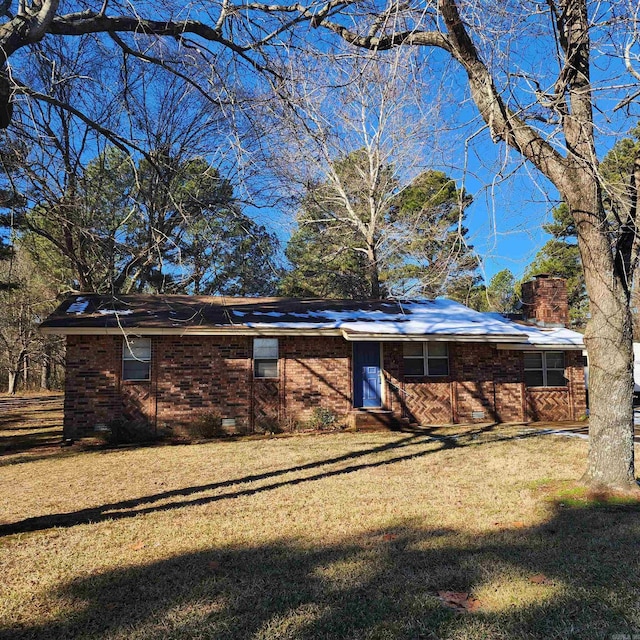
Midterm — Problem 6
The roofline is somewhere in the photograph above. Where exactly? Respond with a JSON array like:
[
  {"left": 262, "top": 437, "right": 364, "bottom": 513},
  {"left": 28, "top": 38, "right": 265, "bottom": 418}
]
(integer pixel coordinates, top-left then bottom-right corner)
[
  {"left": 340, "top": 331, "right": 528, "bottom": 343},
  {"left": 495, "top": 343, "right": 584, "bottom": 351},
  {"left": 39, "top": 326, "right": 345, "bottom": 337},
  {"left": 40, "top": 325, "right": 535, "bottom": 344}
]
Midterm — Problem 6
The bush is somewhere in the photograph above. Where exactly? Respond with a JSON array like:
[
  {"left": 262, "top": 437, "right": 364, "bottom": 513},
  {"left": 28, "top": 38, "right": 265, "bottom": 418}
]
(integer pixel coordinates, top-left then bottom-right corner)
[
  {"left": 306, "top": 407, "right": 339, "bottom": 431},
  {"left": 254, "top": 416, "right": 283, "bottom": 434},
  {"left": 99, "top": 418, "right": 161, "bottom": 445},
  {"left": 184, "top": 412, "right": 224, "bottom": 439}
]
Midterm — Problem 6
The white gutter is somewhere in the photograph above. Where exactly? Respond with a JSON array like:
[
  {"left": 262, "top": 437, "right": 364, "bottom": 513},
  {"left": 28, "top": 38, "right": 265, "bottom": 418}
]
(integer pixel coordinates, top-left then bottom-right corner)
[
  {"left": 39, "top": 326, "right": 346, "bottom": 337},
  {"left": 40, "top": 325, "right": 530, "bottom": 345},
  {"left": 339, "top": 330, "right": 529, "bottom": 343},
  {"left": 40, "top": 326, "right": 580, "bottom": 349},
  {"left": 495, "top": 343, "right": 584, "bottom": 351}
]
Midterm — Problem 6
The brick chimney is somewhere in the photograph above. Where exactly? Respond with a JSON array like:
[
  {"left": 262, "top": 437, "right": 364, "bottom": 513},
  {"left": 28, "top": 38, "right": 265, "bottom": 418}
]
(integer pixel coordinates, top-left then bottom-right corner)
[{"left": 521, "top": 274, "right": 569, "bottom": 327}]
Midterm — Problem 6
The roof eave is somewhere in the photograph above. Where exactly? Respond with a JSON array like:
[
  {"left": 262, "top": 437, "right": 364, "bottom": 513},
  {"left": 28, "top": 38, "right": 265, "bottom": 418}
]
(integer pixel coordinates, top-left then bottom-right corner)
[
  {"left": 495, "top": 342, "right": 584, "bottom": 351},
  {"left": 40, "top": 325, "right": 530, "bottom": 344},
  {"left": 340, "top": 330, "right": 529, "bottom": 343},
  {"left": 38, "top": 326, "right": 346, "bottom": 337}
]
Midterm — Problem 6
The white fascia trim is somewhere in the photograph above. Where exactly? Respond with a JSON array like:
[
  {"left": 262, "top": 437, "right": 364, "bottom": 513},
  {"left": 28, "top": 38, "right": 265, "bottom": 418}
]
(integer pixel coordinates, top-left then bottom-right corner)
[
  {"left": 41, "top": 327, "right": 562, "bottom": 347},
  {"left": 495, "top": 343, "right": 584, "bottom": 351},
  {"left": 340, "top": 330, "right": 529, "bottom": 343},
  {"left": 39, "top": 326, "right": 346, "bottom": 337}
]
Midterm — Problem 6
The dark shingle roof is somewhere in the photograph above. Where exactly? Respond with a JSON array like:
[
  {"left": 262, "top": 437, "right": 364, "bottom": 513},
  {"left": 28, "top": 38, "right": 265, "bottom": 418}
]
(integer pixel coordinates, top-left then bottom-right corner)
[
  {"left": 39, "top": 294, "right": 411, "bottom": 330},
  {"left": 38, "top": 294, "right": 585, "bottom": 348}
]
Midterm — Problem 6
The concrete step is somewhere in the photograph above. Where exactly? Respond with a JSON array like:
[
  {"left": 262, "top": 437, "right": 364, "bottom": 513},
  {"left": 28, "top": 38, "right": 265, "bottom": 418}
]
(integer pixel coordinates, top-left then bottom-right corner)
[{"left": 347, "top": 409, "right": 411, "bottom": 431}]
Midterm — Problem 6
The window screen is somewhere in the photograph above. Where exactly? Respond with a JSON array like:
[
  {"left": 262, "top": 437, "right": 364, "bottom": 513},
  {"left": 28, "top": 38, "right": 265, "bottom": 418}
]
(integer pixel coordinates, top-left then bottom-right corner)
[
  {"left": 524, "top": 351, "right": 566, "bottom": 387},
  {"left": 123, "top": 337, "right": 151, "bottom": 381},
  {"left": 254, "top": 338, "right": 278, "bottom": 378},
  {"left": 403, "top": 342, "right": 449, "bottom": 377}
]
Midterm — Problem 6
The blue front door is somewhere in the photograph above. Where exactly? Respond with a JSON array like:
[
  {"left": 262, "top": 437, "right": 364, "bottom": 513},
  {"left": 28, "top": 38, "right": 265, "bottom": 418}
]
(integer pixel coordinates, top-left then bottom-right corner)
[{"left": 353, "top": 342, "right": 382, "bottom": 408}]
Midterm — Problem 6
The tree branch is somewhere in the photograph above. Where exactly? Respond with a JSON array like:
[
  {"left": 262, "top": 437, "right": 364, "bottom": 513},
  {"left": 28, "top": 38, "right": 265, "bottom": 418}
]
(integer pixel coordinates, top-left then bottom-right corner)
[{"left": 313, "top": 0, "right": 569, "bottom": 187}]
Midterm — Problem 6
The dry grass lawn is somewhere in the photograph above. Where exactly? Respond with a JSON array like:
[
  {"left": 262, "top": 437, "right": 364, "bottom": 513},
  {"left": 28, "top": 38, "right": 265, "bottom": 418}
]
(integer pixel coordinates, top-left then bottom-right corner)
[
  {"left": 1, "top": 398, "right": 640, "bottom": 639},
  {"left": 0, "top": 392, "right": 64, "bottom": 464}
]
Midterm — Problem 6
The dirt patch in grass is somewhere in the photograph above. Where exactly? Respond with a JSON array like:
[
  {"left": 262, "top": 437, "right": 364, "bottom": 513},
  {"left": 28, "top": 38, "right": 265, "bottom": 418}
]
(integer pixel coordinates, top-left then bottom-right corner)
[{"left": 1, "top": 427, "right": 639, "bottom": 639}]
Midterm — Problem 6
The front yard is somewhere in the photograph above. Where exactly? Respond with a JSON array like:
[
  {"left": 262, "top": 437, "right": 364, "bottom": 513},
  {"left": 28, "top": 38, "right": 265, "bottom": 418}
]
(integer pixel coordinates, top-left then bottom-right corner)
[{"left": 1, "top": 399, "right": 640, "bottom": 639}]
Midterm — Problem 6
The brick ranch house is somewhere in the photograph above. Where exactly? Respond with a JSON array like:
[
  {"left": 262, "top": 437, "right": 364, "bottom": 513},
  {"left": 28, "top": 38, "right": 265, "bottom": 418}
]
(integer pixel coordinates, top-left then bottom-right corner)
[{"left": 40, "top": 275, "right": 586, "bottom": 439}]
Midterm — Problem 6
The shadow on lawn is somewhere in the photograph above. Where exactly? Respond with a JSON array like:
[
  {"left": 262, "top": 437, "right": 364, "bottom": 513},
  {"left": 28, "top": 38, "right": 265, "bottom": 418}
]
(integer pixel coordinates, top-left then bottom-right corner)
[
  {"left": 0, "top": 425, "right": 532, "bottom": 538},
  {"left": 0, "top": 395, "right": 63, "bottom": 458},
  {"left": 0, "top": 426, "right": 62, "bottom": 456},
  {"left": 2, "top": 501, "right": 640, "bottom": 640}
]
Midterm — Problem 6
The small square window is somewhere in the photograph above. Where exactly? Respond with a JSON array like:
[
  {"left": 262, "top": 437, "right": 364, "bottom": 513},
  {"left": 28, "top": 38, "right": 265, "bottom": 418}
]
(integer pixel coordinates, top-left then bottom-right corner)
[
  {"left": 403, "top": 342, "right": 423, "bottom": 357},
  {"left": 403, "top": 342, "right": 425, "bottom": 376},
  {"left": 403, "top": 342, "right": 449, "bottom": 377},
  {"left": 428, "top": 357, "right": 449, "bottom": 376},
  {"left": 546, "top": 352, "right": 565, "bottom": 369},
  {"left": 429, "top": 342, "right": 448, "bottom": 358},
  {"left": 524, "top": 351, "right": 566, "bottom": 387},
  {"left": 546, "top": 369, "right": 567, "bottom": 386},
  {"left": 404, "top": 358, "right": 425, "bottom": 376},
  {"left": 524, "top": 352, "right": 543, "bottom": 369},
  {"left": 524, "top": 370, "right": 544, "bottom": 387}
]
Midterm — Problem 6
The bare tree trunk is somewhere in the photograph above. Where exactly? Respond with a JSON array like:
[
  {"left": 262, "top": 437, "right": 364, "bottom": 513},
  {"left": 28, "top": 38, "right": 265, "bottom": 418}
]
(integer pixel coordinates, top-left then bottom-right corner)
[
  {"left": 22, "top": 352, "right": 28, "bottom": 390},
  {"left": 582, "top": 295, "right": 635, "bottom": 488},
  {"left": 40, "top": 348, "right": 50, "bottom": 390},
  {"left": 366, "top": 243, "right": 381, "bottom": 299},
  {"left": 7, "top": 370, "right": 17, "bottom": 394},
  {"left": 569, "top": 184, "right": 636, "bottom": 489}
]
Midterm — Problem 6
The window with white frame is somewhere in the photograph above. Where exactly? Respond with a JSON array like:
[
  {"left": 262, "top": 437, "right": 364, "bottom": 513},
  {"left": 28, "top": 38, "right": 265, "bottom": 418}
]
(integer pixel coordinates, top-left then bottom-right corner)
[
  {"left": 122, "top": 337, "right": 151, "bottom": 381},
  {"left": 254, "top": 338, "right": 278, "bottom": 378},
  {"left": 523, "top": 351, "right": 566, "bottom": 387},
  {"left": 403, "top": 342, "right": 449, "bottom": 377}
]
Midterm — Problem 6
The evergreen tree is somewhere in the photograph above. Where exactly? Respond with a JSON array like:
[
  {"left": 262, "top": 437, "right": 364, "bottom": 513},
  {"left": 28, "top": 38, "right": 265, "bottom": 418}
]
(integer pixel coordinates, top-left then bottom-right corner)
[
  {"left": 524, "top": 204, "right": 587, "bottom": 327},
  {"left": 281, "top": 151, "right": 478, "bottom": 300},
  {"left": 388, "top": 170, "right": 478, "bottom": 299},
  {"left": 523, "top": 127, "right": 640, "bottom": 328},
  {"left": 485, "top": 269, "right": 518, "bottom": 313},
  {"left": 14, "top": 148, "right": 280, "bottom": 295}
]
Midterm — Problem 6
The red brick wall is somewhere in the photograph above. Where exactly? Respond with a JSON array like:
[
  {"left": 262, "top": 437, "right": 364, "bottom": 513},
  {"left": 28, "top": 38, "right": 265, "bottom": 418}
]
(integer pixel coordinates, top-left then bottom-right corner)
[
  {"left": 382, "top": 343, "right": 585, "bottom": 425},
  {"left": 64, "top": 335, "right": 122, "bottom": 439},
  {"left": 155, "top": 336, "right": 252, "bottom": 432},
  {"left": 383, "top": 344, "right": 453, "bottom": 423},
  {"left": 383, "top": 343, "right": 527, "bottom": 424},
  {"left": 566, "top": 350, "right": 588, "bottom": 417},
  {"left": 525, "top": 351, "right": 587, "bottom": 421},
  {"left": 452, "top": 343, "right": 501, "bottom": 422},
  {"left": 63, "top": 335, "right": 587, "bottom": 436},
  {"left": 280, "top": 336, "right": 352, "bottom": 423}
]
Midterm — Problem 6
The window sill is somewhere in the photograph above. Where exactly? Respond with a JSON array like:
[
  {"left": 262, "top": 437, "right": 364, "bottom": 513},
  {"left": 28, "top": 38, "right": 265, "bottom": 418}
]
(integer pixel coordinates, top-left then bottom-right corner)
[{"left": 526, "top": 385, "right": 568, "bottom": 390}]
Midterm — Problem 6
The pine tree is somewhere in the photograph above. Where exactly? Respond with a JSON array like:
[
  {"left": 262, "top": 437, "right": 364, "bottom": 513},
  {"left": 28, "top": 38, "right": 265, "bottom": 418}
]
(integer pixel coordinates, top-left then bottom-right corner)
[
  {"left": 524, "top": 204, "right": 587, "bottom": 327},
  {"left": 14, "top": 149, "right": 280, "bottom": 295},
  {"left": 281, "top": 152, "right": 478, "bottom": 300}
]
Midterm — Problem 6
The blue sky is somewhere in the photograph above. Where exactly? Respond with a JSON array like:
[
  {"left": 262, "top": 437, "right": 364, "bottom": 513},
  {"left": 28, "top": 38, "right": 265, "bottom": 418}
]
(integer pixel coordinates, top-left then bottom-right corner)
[{"left": 4, "top": 0, "right": 639, "bottom": 292}]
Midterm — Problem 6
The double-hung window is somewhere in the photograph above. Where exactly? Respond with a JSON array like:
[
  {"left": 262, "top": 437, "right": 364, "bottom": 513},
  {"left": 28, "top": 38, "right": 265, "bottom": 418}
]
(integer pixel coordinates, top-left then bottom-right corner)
[
  {"left": 524, "top": 351, "right": 566, "bottom": 387},
  {"left": 122, "top": 337, "right": 151, "bottom": 381},
  {"left": 254, "top": 338, "right": 278, "bottom": 378},
  {"left": 403, "top": 342, "right": 449, "bottom": 377}
]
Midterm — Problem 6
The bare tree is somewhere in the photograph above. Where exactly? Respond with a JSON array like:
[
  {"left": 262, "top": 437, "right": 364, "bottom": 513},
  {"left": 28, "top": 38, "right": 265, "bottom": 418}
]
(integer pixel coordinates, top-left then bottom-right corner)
[
  {"left": 283, "top": 0, "right": 640, "bottom": 490},
  {"left": 3, "top": 52, "right": 278, "bottom": 295},
  {"left": 0, "top": 2, "right": 304, "bottom": 135},
  {"left": 271, "top": 47, "right": 476, "bottom": 299},
  {"left": 0, "top": 248, "right": 58, "bottom": 393}
]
